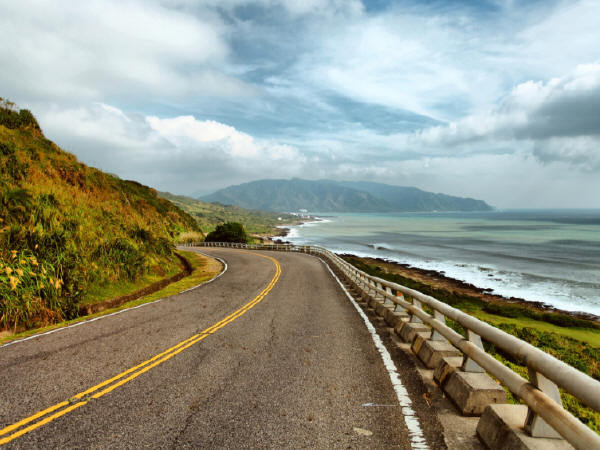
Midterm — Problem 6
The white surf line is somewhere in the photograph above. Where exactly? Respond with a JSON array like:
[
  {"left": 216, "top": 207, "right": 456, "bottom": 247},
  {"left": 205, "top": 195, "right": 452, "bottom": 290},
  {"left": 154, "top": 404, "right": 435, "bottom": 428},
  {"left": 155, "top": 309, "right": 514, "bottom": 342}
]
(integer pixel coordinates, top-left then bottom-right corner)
[
  {"left": 322, "top": 260, "right": 429, "bottom": 450},
  {"left": 0, "top": 249, "right": 227, "bottom": 349}
]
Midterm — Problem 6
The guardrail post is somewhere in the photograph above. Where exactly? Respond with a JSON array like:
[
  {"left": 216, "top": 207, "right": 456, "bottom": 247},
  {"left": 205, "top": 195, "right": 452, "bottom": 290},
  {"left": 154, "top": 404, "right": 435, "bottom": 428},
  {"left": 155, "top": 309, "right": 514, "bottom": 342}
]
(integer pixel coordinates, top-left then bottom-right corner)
[
  {"left": 410, "top": 298, "right": 424, "bottom": 323},
  {"left": 360, "top": 275, "right": 368, "bottom": 291},
  {"left": 524, "top": 370, "right": 563, "bottom": 439},
  {"left": 370, "top": 280, "right": 379, "bottom": 299},
  {"left": 431, "top": 310, "right": 447, "bottom": 341},
  {"left": 383, "top": 286, "right": 393, "bottom": 305},
  {"left": 394, "top": 292, "right": 408, "bottom": 313},
  {"left": 462, "top": 330, "right": 485, "bottom": 373},
  {"left": 365, "top": 278, "right": 373, "bottom": 297}
]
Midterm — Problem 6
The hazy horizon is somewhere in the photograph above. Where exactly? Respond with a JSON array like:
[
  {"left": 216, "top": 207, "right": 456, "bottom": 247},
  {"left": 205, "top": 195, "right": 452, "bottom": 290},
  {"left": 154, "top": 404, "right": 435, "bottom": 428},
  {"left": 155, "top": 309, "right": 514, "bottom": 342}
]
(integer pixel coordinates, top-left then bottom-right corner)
[{"left": 2, "top": 0, "right": 599, "bottom": 208}]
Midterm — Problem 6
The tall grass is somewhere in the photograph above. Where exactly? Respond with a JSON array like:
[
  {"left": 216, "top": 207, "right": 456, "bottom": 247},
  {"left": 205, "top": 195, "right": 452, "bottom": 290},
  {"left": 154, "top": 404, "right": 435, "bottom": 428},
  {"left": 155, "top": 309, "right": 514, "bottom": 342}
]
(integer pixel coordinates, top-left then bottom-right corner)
[
  {"left": 0, "top": 102, "right": 198, "bottom": 331},
  {"left": 177, "top": 231, "right": 205, "bottom": 244}
]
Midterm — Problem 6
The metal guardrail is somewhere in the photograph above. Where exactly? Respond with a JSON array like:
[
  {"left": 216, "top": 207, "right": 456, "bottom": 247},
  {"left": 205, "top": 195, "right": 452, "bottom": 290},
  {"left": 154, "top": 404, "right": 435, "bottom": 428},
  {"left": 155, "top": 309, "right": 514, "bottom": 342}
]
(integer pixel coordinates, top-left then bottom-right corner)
[{"left": 189, "top": 241, "right": 600, "bottom": 448}]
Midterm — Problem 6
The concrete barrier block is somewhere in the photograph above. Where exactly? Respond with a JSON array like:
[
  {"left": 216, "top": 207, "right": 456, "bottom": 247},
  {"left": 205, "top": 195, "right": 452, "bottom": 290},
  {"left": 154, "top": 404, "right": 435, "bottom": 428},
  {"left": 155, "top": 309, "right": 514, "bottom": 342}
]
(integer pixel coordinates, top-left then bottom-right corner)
[
  {"left": 476, "top": 404, "right": 572, "bottom": 450},
  {"left": 433, "top": 356, "right": 463, "bottom": 386},
  {"left": 444, "top": 371, "right": 507, "bottom": 416},
  {"left": 384, "top": 308, "right": 409, "bottom": 327},
  {"left": 397, "top": 322, "right": 431, "bottom": 343},
  {"left": 411, "top": 333, "right": 427, "bottom": 354},
  {"left": 368, "top": 296, "right": 380, "bottom": 309},
  {"left": 413, "top": 337, "right": 462, "bottom": 369},
  {"left": 375, "top": 302, "right": 388, "bottom": 317},
  {"left": 381, "top": 304, "right": 393, "bottom": 318}
]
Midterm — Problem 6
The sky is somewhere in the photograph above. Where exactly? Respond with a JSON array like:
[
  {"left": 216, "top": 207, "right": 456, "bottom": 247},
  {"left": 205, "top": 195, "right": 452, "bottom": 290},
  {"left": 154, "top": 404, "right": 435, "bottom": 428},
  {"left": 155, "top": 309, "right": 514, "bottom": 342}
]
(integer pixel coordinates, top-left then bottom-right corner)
[{"left": 1, "top": 0, "right": 599, "bottom": 208}]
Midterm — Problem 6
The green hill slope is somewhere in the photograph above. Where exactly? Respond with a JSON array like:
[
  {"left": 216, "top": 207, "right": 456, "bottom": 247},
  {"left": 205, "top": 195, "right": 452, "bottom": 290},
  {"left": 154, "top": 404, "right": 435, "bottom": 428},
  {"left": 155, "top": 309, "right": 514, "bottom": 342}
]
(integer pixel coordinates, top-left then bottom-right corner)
[
  {"left": 200, "top": 178, "right": 493, "bottom": 212},
  {"left": 0, "top": 100, "right": 198, "bottom": 330},
  {"left": 158, "top": 191, "right": 297, "bottom": 235}
]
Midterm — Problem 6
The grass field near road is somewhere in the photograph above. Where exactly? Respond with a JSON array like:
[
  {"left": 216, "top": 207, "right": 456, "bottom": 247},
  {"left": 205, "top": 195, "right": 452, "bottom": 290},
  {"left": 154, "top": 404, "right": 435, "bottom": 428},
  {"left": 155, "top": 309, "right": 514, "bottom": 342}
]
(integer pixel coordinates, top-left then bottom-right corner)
[{"left": 0, "top": 251, "right": 222, "bottom": 346}]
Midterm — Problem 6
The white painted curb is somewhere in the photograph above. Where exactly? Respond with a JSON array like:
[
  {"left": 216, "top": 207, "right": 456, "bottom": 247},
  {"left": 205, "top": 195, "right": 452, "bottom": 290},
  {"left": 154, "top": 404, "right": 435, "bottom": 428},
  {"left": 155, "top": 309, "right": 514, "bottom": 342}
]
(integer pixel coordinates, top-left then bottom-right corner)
[{"left": 321, "top": 259, "right": 429, "bottom": 450}]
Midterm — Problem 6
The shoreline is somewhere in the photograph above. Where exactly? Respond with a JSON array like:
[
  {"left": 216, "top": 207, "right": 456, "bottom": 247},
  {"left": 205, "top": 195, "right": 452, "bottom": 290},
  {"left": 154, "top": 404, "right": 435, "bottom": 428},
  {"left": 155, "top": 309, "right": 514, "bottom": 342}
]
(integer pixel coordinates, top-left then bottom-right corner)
[
  {"left": 263, "top": 215, "right": 323, "bottom": 243},
  {"left": 346, "top": 255, "right": 600, "bottom": 323},
  {"left": 271, "top": 226, "right": 600, "bottom": 323}
]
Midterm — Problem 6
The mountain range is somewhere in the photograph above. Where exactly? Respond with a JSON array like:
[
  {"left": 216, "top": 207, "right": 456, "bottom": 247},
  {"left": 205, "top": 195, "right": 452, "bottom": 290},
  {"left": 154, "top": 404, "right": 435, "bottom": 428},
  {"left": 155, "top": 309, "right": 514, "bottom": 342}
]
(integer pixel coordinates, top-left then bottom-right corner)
[{"left": 199, "top": 178, "right": 493, "bottom": 212}]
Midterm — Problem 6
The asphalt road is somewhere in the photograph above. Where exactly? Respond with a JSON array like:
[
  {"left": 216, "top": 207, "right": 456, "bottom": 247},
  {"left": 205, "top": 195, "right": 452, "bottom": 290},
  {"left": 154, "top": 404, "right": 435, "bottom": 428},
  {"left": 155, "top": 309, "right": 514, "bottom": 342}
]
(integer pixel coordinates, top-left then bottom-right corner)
[{"left": 0, "top": 248, "right": 439, "bottom": 448}]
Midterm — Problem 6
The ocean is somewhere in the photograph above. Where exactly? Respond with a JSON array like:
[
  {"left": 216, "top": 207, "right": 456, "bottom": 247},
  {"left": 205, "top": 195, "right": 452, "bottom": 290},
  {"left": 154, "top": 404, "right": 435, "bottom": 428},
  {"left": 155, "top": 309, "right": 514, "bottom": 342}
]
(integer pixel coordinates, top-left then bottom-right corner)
[{"left": 283, "top": 210, "right": 600, "bottom": 316}]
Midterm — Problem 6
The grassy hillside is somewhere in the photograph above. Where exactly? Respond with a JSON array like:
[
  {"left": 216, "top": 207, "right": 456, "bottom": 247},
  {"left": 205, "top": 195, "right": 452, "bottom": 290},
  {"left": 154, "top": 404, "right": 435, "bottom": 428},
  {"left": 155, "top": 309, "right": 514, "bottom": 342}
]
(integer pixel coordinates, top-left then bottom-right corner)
[
  {"left": 158, "top": 191, "right": 298, "bottom": 235},
  {"left": 0, "top": 100, "right": 198, "bottom": 331}
]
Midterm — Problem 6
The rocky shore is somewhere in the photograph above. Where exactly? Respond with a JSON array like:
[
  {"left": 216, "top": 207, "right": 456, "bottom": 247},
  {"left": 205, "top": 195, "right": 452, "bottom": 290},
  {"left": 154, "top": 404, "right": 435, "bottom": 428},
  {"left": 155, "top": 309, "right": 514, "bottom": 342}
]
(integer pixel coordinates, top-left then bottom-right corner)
[{"left": 343, "top": 254, "right": 600, "bottom": 323}]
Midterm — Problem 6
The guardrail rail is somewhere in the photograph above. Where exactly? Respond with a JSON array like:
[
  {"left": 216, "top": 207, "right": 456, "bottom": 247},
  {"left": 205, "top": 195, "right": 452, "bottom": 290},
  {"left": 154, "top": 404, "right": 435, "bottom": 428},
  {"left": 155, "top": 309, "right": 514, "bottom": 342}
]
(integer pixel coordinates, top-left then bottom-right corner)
[{"left": 187, "top": 241, "right": 600, "bottom": 449}]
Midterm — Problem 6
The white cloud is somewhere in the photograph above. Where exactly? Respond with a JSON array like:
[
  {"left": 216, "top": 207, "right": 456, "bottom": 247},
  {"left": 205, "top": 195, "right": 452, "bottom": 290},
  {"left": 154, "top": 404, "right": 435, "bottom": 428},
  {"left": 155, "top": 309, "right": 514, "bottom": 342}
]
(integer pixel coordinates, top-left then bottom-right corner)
[
  {"left": 3, "top": 0, "right": 600, "bottom": 207},
  {"left": 410, "top": 64, "right": 600, "bottom": 169},
  {"left": 514, "top": 0, "right": 600, "bottom": 77},
  {"left": 274, "top": 0, "right": 600, "bottom": 125},
  {"left": 533, "top": 136, "right": 600, "bottom": 170},
  {"left": 146, "top": 115, "right": 305, "bottom": 161},
  {"left": 38, "top": 103, "right": 306, "bottom": 195},
  {"left": 162, "top": 0, "right": 363, "bottom": 18},
  {"left": 0, "top": 0, "right": 251, "bottom": 102}
]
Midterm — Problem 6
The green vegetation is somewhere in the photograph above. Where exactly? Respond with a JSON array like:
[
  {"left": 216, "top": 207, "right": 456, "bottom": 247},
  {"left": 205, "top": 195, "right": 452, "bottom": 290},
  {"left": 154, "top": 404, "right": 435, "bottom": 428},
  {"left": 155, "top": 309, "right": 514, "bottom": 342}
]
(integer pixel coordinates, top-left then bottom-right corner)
[
  {"left": 130, "top": 250, "right": 221, "bottom": 304},
  {"left": 159, "top": 191, "right": 298, "bottom": 235},
  {"left": 205, "top": 222, "right": 248, "bottom": 243},
  {"left": 0, "top": 250, "right": 220, "bottom": 346},
  {"left": 0, "top": 101, "right": 198, "bottom": 331},
  {"left": 343, "top": 256, "right": 600, "bottom": 433},
  {"left": 0, "top": 98, "right": 40, "bottom": 131}
]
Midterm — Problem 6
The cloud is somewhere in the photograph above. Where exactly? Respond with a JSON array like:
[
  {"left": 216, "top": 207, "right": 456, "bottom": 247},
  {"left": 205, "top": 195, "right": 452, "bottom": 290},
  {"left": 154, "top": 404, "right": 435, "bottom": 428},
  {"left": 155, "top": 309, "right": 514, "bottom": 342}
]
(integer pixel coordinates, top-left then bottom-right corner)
[
  {"left": 412, "top": 64, "right": 600, "bottom": 169},
  {"left": 163, "top": 0, "right": 363, "bottom": 18},
  {"left": 38, "top": 103, "right": 306, "bottom": 195},
  {"left": 146, "top": 115, "right": 303, "bottom": 161},
  {"left": 532, "top": 137, "right": 600, "bottom": 170},
  {"left": 0, "top": 0, "right": 252, "bottom": 103},
  {"left": 2, "top": 0, "right": 600, "bottom": 207}
]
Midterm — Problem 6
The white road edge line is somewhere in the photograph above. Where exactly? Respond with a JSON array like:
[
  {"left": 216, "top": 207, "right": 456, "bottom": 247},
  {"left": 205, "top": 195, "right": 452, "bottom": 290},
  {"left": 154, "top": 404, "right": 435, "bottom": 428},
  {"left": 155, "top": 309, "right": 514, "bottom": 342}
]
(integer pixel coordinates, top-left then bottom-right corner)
[
  {"left": 322, "top": 260, "right": 429, "bottom": 450},
  {"left": 0, "top": 250, "right": 227, "bottom": 349}
]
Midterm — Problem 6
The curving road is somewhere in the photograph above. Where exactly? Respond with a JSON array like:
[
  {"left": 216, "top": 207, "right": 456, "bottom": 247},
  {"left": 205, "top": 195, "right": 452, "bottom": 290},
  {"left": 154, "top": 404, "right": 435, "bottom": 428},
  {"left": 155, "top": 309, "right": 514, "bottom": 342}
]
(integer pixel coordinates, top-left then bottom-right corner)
[{"left": 0, "top": 248, "right": 436, "bottom": 448}]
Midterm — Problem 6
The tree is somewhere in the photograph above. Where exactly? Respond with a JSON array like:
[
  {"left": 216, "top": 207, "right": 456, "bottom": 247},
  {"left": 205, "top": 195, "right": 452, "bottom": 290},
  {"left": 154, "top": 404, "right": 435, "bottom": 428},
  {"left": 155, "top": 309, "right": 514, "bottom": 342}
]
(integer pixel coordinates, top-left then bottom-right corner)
[{"left": 205, "top": 222, "right": 248, "bottom": 243}]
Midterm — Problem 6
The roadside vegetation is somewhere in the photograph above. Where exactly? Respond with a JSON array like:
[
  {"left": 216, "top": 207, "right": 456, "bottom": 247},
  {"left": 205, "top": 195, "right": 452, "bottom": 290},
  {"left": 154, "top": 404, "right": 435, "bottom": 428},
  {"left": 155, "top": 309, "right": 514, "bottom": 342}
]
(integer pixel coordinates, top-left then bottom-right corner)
[
  {"left": 343, "top": 255, "right": 600, "bottom": 433},
  {"left": 205, "top": 222, "right": 249, "bottom": 243},
  {"left": 0, "top": 100, "right": 199, "bottom": 332},
  {"left": 0, "top": 250, "right": 220, "bottom": 345},
  {"left": 159, "top": 191, "right": 299, "bottom": 236}
]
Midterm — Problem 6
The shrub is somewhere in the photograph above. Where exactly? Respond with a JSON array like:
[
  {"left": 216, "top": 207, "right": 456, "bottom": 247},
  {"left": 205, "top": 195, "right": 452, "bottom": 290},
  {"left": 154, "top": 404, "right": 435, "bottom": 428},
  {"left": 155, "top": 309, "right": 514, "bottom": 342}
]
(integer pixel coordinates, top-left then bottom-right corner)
[
  {"left": 92, "top": 239, "right": 146, "bottom": 281},
  {"left": 17, "top": 109, "right": 40, "bottom": 129},
  {"left": 205, "top": 222, "right": 248, "bottom": 243},
  {"left": 0, "top": 141, "right": 15, "bottom": 156},
  {"left": 0, "top": 103, "right": 41, "bottom": 130}
]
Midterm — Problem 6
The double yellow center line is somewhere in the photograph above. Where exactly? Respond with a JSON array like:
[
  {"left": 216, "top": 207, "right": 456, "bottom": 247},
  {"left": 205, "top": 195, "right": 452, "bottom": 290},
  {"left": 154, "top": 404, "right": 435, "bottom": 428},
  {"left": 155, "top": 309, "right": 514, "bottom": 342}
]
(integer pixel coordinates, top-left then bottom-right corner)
[{"left": 0, "top": 251, "right": 281, "bottom": 446}]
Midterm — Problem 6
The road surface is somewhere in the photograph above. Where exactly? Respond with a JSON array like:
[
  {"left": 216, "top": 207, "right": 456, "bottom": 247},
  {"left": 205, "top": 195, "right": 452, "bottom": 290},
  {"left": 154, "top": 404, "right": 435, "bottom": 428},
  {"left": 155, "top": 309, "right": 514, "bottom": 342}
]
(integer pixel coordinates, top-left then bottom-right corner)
[{"left": 0, "top": 248, "right": 440, "bottom": 448}]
